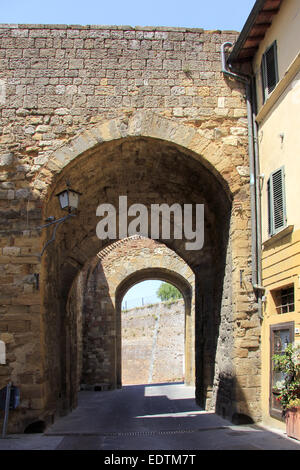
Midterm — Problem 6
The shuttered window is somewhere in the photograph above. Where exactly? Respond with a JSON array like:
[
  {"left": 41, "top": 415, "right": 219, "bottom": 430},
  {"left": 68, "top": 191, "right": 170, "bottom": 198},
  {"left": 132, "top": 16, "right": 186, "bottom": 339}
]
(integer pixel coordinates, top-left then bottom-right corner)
[
  {"left": 261, "top": 41, "right": 279, "bottom": 103},
  {"left": 267, "top": 167, "right": 286, "bottom": 236}
]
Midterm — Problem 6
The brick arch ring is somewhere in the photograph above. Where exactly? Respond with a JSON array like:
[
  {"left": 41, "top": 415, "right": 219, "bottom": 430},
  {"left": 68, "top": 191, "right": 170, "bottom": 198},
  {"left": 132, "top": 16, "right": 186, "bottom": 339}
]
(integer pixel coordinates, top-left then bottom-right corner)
[{"left": 115, "top": 267, "right": 193, "bottom": 314}]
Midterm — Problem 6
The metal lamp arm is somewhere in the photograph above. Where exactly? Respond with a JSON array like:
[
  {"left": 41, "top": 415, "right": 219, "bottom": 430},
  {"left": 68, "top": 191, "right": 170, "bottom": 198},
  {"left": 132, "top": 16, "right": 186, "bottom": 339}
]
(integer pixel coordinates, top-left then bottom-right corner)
[{"left": 40, "top": 213, "right": 76, "bottom": 257}]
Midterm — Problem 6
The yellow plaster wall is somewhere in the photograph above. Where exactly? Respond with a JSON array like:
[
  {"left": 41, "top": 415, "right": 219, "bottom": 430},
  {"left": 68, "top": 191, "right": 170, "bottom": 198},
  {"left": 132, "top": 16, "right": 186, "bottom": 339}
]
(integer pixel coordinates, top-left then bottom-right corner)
[
  {"left": 252, "top": 0, "right": 300, "bottom": 242},
  {"left": 253, "top": 0, "right": 300, "bottom": 110},
  {"left": 258, "top": 68, "right": 300, "bottom": 241},
  {"left": 261, "top": 228, "right": 300, "bottom": 428}
]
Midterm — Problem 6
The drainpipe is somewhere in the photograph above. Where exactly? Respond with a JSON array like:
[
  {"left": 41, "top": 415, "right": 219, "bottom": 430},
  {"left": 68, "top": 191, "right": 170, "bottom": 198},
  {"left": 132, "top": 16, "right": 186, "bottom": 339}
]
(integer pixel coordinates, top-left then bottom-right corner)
[
  {"left": 221, "top": 42, "right": 264, "bottom": 319},
  {"left": 221, "top": 42, "right": 250, "bottom": 83},
  {"left": 251, "top": 77, "right": 264, "bottom": 317}
]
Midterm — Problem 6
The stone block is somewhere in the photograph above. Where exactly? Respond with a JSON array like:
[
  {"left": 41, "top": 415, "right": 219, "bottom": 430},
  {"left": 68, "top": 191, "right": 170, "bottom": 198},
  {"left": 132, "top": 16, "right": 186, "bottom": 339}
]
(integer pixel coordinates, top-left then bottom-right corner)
[
  {"left": 6, "top": 319, "right": 31, "bottom": 332},
  {"left": 7, "top": 305, "right": 30, "bottom": 314},
  {"left": 3, "top": 247, "right": 21, "bottom": 256},
  {"left": 20, "top": 385, "right": 43, "bottom": 399},
  {"left": 0, "top": 153, "right": 13, "bottom": 166},
  {"left": 163, "top": 59, "right": 182, "bottom": 70},
  {"left": 11, "top": 294, "right": 40, "bottom": 305}
]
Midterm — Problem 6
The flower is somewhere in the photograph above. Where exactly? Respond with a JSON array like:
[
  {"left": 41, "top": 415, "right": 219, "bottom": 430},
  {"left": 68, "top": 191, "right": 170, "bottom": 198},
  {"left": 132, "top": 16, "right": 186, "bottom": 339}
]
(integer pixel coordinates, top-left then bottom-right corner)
[
  {"left": 272, "top": 343, "right": 300, "bottom": 416},
  {"left": 274, "top": 379, "right": 285, "bottom": 390}
]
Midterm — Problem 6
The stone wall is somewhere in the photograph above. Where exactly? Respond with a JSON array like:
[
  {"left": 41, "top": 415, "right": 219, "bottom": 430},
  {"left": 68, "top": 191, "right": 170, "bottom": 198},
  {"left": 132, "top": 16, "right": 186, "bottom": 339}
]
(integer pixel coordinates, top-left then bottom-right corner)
[
  {"left": 0, "top": 24, "right": 241, "bottom": 134},
  {"left": 122, "top": 300, "right": 185, "bottom": 385},
  {"left": 0, "top": 24, "right": 261, "bottom": 431}
]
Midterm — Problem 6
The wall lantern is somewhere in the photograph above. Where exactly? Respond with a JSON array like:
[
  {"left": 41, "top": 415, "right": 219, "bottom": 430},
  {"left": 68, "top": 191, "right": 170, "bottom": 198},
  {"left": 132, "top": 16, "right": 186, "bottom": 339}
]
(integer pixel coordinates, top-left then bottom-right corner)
[
  {"left": 39, "top": 182, "right": 81, "bottom": 257},
  {"left": 56, "top": 183, "right": 82, "bottom": 213}
]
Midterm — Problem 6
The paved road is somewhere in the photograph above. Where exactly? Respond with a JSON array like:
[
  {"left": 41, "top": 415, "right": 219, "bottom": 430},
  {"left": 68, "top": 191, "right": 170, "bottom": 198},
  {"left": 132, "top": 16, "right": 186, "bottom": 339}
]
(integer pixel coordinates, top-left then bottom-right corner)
[{"left": 1, "top": 382, "right": 300, "bottom": 451}]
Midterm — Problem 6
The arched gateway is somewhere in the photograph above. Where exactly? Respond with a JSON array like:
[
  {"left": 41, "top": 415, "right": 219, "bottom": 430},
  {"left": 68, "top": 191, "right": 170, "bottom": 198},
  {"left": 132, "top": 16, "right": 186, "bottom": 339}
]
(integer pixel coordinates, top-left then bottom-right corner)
[
  {"left": 69, "top": 236, "right": 195, "bottom": 392},
  {"left": 0, "top": 25, "right": 260, "bottom": 432},
  {"left": 34, "top": 111, "right": 259, "bottom": 426}
]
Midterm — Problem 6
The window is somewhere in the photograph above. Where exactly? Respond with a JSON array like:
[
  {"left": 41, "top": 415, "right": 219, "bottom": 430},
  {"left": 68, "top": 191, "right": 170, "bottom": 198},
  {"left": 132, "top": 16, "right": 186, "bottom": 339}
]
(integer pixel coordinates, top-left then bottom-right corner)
[
  {"left": 267, "top": 166, "right": 286, "bottom": 236},
  {"left": 270, "top": 322, "right": 294, "bottom": 420},
  {"left": 273, "top": 286, "right": 295, "bottom": 315},
  {"left": 261, "top": 41, "right": 279, "bottom": 103}
]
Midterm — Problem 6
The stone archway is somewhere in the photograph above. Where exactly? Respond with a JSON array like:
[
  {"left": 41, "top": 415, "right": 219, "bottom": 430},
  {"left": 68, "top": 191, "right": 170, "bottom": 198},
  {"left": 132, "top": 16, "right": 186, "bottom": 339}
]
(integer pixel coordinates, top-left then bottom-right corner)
[
  {"left": 37, "top": 110, "right": 239, "bottom": 203},
  {"left": 0, "top": 24, "right": 262, "bottom": 433},
  {"left": 115, "top": 268, "right": 192, "bottom": 388},
  {"left": 27, "top": 111, "right": 257, "bottom": 425},
  {"left": 72, "top": 236, "right": 195, "bottom": 391}
]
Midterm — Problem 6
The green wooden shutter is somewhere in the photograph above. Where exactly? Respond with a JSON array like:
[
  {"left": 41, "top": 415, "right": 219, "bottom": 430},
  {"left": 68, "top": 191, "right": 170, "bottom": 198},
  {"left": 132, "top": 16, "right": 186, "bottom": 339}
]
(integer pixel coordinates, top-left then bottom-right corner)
[
  {"left": 268, "top": 166, "right": 286, "bottom": 236},
  {"left": 261, "top": 41, "right": 279, "bottom": 102},
  {"left": 267, "top": 178, "right": 272, "bottom": 235},
  {"left": 261, "top": 61, "right": 266, "bottom": 104}
]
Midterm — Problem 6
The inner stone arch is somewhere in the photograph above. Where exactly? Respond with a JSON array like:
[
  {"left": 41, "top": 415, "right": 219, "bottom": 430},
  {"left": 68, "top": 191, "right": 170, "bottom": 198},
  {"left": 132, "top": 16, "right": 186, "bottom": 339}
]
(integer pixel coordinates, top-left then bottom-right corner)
[
  {"left": 115, "top": 266, "right": 194, "bottom": 388},
  {"left": 68, "top": 236, "right": 195, "bottom": 393}
]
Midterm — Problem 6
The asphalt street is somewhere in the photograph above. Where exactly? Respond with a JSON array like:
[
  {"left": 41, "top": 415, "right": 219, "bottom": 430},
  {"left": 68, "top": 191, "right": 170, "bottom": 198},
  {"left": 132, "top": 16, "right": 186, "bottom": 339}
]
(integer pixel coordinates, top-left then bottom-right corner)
[{"left": 1, "top": 382, "right": 300, "bottom": 451}]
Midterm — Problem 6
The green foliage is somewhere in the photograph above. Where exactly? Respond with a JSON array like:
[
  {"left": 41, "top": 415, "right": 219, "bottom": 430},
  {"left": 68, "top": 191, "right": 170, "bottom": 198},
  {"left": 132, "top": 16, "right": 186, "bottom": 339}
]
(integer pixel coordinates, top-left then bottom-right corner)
[
  {"left": 156, "top": 282, "right": 182, "bottom": 302},
  {"left": 272, "top": 343, "right": 300, "bottom": 414},
  {"left": 287, "top": 398, "right": 300, "bottom": 409}
]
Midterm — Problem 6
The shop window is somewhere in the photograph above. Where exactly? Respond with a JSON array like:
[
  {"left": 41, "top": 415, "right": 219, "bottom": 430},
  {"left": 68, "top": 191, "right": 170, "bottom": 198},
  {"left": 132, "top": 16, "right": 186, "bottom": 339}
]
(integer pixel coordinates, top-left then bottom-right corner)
[
  {"left": 270, "top": 322, "right": 294, "bottom": 420},
  {"left": 261, "top": 40, "right": 279, "bottom": 103}
]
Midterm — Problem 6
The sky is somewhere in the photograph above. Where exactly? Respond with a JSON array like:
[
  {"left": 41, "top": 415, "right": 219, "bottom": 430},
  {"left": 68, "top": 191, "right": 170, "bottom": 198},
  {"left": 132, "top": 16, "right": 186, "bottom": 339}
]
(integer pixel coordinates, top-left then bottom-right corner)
[
  {"left": 1, "top": 0, "right": 256, "bottom": 31},
  {"left": 1, "top": 0, "right": 256, "bottom": 303},
  {"left": 122, "top": 280, "right": 162, "bottom": 309}
]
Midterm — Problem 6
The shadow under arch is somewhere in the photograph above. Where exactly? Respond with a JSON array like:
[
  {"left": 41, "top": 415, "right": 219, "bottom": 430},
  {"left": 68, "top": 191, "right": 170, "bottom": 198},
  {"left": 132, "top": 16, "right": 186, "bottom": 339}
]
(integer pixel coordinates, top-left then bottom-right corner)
[
  {"left": 115, "top": 267, "right": 193, "bottom": 388},
  {"left": 41, "top": 111, "right": 235, "bottom": 206},
  {"left": 41, "top": 133, "right": 232, "bottom": 277}
]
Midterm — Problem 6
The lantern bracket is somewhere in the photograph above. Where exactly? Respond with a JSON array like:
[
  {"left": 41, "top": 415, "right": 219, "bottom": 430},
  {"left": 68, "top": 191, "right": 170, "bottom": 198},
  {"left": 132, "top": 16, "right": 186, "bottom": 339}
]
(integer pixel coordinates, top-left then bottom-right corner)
[{"left": 39, "top": 213, "right": 76, "bottom": 257}]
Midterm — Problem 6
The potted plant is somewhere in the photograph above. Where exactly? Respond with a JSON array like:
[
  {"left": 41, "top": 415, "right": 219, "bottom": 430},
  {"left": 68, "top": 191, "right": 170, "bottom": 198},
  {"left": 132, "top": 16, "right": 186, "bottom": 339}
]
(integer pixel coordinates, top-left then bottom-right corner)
[{"left": 272, "top": 343, "right": 300, "bottom": 440}]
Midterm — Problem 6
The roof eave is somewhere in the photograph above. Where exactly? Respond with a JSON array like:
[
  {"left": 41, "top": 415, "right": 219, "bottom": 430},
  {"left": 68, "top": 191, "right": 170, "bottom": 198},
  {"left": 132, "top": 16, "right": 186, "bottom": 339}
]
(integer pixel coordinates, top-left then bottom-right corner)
[{"left": 228, "top": 0, "right": 281, "bottom": 64}]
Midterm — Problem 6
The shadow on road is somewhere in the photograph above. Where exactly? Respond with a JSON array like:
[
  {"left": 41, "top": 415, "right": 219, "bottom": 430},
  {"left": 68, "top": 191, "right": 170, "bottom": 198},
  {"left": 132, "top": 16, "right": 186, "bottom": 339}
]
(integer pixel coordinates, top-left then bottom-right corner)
[{"left": 1, "top": 383, "right": 300, "bottom": 450}]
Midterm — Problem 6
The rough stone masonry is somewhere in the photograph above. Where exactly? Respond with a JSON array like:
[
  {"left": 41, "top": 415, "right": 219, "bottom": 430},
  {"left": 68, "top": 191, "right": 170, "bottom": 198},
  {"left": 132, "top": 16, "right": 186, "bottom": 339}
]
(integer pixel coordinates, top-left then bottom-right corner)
[
  {"left": 121, "top": 299, "right": 185, "bottom": 386},
  {"left": 0, "top": 24, "right": 261, "bottom": 432}
]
